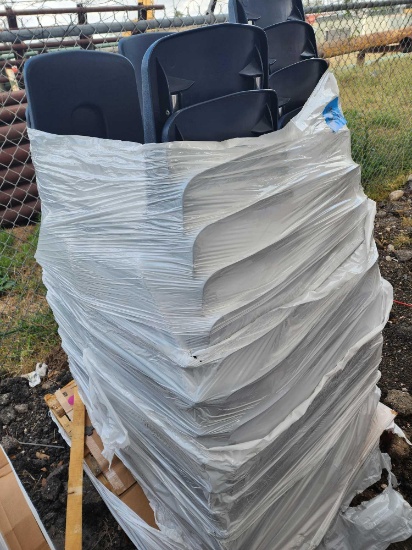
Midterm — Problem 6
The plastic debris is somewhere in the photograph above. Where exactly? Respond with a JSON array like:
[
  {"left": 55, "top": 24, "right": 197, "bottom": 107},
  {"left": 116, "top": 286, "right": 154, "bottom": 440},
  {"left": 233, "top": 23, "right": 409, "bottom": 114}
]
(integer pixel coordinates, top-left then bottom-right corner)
[{"left": 21, "top": 363, "right": 48, "bottom": 388}]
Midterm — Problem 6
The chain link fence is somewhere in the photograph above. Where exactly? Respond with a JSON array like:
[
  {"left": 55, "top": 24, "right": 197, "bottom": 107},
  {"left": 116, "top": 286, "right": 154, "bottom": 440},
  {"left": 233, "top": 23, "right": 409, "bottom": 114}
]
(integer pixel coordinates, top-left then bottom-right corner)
[{"left": 0, "top": 0, "right": 411, "bottom": 373}]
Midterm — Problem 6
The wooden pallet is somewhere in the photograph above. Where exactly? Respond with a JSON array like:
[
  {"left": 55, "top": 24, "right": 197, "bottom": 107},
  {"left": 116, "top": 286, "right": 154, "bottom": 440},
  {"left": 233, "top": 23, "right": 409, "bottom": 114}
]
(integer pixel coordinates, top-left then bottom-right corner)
[{"left": 44, "top": 381, "right": 157, "bottom": 530}]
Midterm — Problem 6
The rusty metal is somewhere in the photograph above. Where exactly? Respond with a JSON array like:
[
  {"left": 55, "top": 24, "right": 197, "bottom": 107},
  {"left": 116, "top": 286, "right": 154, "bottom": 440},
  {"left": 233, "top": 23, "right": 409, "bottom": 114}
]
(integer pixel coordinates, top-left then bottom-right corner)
[
  {"left": 0, "top": 199, "right": 40, "bottom": 227},
  {"left": 0, "top": 122, "right": 27, "bottom": 143},
  {"left": 0, "top": 90, "right": 26, "bottom": 106},
  {"left": 0, "top": 14, "right": 226, "bottom": 43},
  {"left": 0, "top": 143, "right": 31, "bottom": 167},
  {"left": 77, "top": 3, "right": 96, "bottom": 50},
  {"left": 0, "top": 5, "right": 165, "bottom": 17},
  {"left": 0, "top": 73, "right": 24, "bottom": 84},
  {"left": 305, "top": 0, "right": 412, "bottom": 13},
  {"left": 319, "top": 26, "right": 412, "bottom": 58},
  {"left": 0, "top": 181, "right": 37, "bottom": 208},
  {"left": 0, "top": 164, "right": 35, "bottom": 188},
  {"left": 4, "top": 7, "right": 27, "bottom": 62},
  {"left": 5, "top": 7, "right": 18, "bottom": 30},
  {"left": 0, "top": 103, "right": 27, "bottom": 125},
  {"left": 0, "top": 36, "right": 119, "bottom": 52},
  {"left": 0, "top": 59, "right": 26, "bottom": 68}
]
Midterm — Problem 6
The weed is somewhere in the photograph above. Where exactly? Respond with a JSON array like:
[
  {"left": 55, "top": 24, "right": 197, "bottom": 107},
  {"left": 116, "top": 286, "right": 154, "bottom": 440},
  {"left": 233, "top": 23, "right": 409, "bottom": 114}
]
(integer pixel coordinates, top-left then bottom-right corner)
[
  {"left": 393, "top": 234, "right": 412, "bottom": 249},
  {"left": 401, "top": 217, "right": 412, "bottom": 228}
]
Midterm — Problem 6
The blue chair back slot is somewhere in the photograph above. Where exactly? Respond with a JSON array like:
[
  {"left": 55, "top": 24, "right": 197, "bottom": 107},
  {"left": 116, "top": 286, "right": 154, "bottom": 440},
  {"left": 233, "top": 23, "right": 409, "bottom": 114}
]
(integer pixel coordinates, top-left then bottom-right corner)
[
  {"left": 24, "top": 50, "right": 144, "bottom": 143},
  {"left": 142, "top": 23, "right": 268, "bottom": 143},
  {"left": 269, "top": 58, "right": 328, "bottom": 115},
  {"left": 265, "top": 21, "right": 317, "bottom": 74},
  {"left": 162, "top": 90, "right": 278, "bottom": 142},
  {"left": 228, "top": 0, "right": 304, "bottom": 28},
  {"left": 118, "top": 32, "right": 173, "bottom": 109}
]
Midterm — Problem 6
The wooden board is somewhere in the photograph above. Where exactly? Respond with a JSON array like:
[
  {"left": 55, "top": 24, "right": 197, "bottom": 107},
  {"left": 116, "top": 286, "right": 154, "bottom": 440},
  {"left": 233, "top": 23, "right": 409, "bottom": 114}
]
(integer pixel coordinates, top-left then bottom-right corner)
[
  {"left": 65, "top": 387, "right": 85, "bottom": 550},
  {"left": 45, "top": 381, "right": 157, "bottom": 530},
  {"left": 320, "top": 26, "right": 412, "bottom": 58}
]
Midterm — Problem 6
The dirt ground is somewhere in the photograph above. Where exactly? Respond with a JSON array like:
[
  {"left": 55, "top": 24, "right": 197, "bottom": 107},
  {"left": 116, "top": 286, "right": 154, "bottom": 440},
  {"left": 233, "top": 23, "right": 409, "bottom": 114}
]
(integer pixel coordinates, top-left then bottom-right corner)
[
  {"left": 1, "top": 187, "right": 412, "bottom": 549},
  {"left": 374, "top": 186, "right": 412, "bottom": 550}
]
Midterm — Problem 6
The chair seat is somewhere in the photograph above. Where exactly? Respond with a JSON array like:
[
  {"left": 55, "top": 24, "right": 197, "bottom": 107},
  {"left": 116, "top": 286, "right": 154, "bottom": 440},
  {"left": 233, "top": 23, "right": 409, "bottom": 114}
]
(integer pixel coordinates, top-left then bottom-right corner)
[
  {"left": 269, "top": 58, "right": 328, "bottom": 115},
  {"left": 278, "top": 106, "right": 302, "bottom": 129},
  {"left": 162, "top": 90, "right": 278, "bottom": 142}
]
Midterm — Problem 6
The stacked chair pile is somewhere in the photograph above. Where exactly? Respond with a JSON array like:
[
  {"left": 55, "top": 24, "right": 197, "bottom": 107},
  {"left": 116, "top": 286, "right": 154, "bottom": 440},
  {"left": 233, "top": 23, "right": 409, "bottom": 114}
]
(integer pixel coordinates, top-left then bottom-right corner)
[
  {"left": 24, "top": 9, "right": 412, "bottom": 550},
  {"left": 24, "top": 5, "right": 329, "bottom": 144}
]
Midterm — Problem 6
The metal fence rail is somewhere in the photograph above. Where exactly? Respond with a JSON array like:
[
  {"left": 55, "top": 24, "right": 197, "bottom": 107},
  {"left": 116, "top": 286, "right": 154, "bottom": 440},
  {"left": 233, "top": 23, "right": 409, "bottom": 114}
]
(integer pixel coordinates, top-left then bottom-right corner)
[{"left": 0, "top": 0, "right": 411, "bottom": 372}]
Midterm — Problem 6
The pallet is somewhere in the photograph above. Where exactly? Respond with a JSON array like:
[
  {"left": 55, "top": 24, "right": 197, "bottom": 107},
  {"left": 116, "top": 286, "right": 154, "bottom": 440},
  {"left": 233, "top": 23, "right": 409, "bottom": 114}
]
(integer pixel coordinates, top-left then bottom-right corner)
[{"left": 44, "top": 381, "right": 157, "bottom": 530}]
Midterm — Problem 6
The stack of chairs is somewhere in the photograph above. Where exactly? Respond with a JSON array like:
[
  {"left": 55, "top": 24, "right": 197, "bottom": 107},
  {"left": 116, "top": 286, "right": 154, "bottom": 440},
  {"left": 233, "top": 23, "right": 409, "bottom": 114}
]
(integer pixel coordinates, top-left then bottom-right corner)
[
  {"left": 229, "top": 0, "right": 328, "bottom": 127},
  {"left": 24, "top": 15, "right": 329, "bottom": 142},
  {"left": 22, "top": 12, "right": 399, "bottom": 550},
  {"left": 24, "top": 25, "right": 278, "bottom": 143}
]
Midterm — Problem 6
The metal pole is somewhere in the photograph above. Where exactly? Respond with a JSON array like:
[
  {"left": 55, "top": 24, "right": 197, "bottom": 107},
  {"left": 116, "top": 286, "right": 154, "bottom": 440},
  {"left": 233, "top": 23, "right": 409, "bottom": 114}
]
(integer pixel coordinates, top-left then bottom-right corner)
[
  {"left": 304, "top": 0, "right": 412, "bottom": 13},
  {"left": 0, "top": 5, "right": 165, "bottom": 16},
  {"left": 77, "top": 3, "right": 96, "bottom": 50},
  {"left": 0, "top": 13, "right": 227, "bottom": 43}
]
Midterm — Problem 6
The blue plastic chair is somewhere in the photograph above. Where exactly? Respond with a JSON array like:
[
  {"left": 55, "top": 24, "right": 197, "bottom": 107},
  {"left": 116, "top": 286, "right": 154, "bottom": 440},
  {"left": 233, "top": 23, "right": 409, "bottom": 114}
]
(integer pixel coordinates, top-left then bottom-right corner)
[
  {"left": 269, "top": 58, "right": 328, "bottom": 125},
  {"left": 277, "top": 106, "right": 302, "bottom": 129},
  {"left": 162, "top": 90, "right": 278, "bottom": 142},
  {"left": 24, "top": 50, "right": 144, "bottom": 143},
  {"left": 228, "top": 0, "right": 304, "bottom": 27},
  {"left": 265, "top": 21, "right": 317, "bottom": 74},
  {"left": 141, "top": 23, "right": 268, "bottom": 143},
  {"left": 118, "top": 32, "right": 173, "bottom": 109}
]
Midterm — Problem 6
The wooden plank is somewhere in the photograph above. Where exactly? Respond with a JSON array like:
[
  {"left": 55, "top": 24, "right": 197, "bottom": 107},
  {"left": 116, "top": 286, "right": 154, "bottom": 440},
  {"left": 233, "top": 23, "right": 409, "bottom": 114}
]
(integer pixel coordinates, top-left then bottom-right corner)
[
  {"left": 46, "top": 380, "right": 157, "bottom": 532},
  {"left": 65, "top": 388, "right": 85, "bottom": 550},
  {"left": 320, "top": 26, "right": 412, "bottom": 58},
  {"left": 55, "top": 380, "right": 77, "bottom": 420},
  {"left": 44, "top": 394, "right": 73, "bottom": 438},
  {"left": 55, "top": 383, "right": 135, "bottom": 496},
  {"left": 4, "top": 68, "right": 19, "bottom": 92}
]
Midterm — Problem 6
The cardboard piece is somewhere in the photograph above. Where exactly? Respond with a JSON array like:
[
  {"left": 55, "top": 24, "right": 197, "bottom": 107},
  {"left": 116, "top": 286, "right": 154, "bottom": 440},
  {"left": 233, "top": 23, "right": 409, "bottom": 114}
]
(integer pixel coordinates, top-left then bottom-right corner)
[{"left": 0, "top": 446, "right": 53, "bottom": 550}]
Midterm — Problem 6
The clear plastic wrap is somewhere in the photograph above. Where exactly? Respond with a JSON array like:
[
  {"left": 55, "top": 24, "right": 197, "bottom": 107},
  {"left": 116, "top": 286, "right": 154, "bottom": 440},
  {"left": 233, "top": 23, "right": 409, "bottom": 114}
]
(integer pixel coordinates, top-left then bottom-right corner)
[{"left": 30, "top": 72, "right": 412, "bottom": 549}]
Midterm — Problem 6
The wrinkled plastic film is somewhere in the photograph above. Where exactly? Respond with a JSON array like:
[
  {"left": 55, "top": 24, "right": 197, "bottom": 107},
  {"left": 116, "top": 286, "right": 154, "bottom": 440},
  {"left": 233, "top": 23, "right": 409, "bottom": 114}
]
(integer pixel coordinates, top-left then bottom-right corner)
[{"left": 30, "top": 72, "right": 412, "bottom": 549}]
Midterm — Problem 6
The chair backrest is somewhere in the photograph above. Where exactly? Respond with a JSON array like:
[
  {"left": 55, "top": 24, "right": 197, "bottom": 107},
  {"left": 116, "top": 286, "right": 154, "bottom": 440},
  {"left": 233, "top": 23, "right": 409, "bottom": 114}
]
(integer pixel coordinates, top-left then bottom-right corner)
[
  {"left": 265, "top": 21, "right": 317, "bottom": 74},
  {"left": 278, "top": 106, "right": 302, "bottom": 129},
  {"left": 142, "top": 23, "right": 268, "bottom": 143},
  {"left": 118, "top": 32, "right": 173, "bottom": 109},
  {"left": 269, "top": 58, "right": 328, "bottom": 114},
  {"left": 162, "top": 90, "right": 278, "bottom": 142},
  {"left": 24, "top": 50, "right": 144, "bottom": 143},
  {"left": 228, "top": 0, "right": 304, "bottom": 28}
]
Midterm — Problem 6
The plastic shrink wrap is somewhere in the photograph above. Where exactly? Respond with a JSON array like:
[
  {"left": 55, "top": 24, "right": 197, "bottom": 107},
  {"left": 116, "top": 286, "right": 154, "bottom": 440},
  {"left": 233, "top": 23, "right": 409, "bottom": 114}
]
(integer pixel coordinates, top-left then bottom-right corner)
[{"left": 29, "top": 72, "right": 412, "bottom": 549}]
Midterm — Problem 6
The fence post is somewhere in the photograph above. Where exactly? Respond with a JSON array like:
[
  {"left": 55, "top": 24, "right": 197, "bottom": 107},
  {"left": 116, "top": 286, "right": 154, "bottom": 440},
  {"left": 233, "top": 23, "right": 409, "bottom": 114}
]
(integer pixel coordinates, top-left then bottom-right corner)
[
  {"left": 77, "top": 3, "right": 96, "bottom": 50},
  {"left": 5, "top": 7, "right": 26, "bottom": 63}
]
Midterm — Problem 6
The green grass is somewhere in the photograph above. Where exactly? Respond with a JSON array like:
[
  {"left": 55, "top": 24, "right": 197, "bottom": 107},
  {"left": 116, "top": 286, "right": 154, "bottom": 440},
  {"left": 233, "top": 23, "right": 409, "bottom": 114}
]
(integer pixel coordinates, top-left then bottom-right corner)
[
  {"left": 334, "top": 55, "right": 412, "bottom": 200},
  {"left": 0, "top": 224, "right": 60, "bottom": 375},
  {"left": 0, "top": 225, "right": 41, "bottom": 293},
  {"left": 0, "top": 231, "right": 16, "bottom": 293}
]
